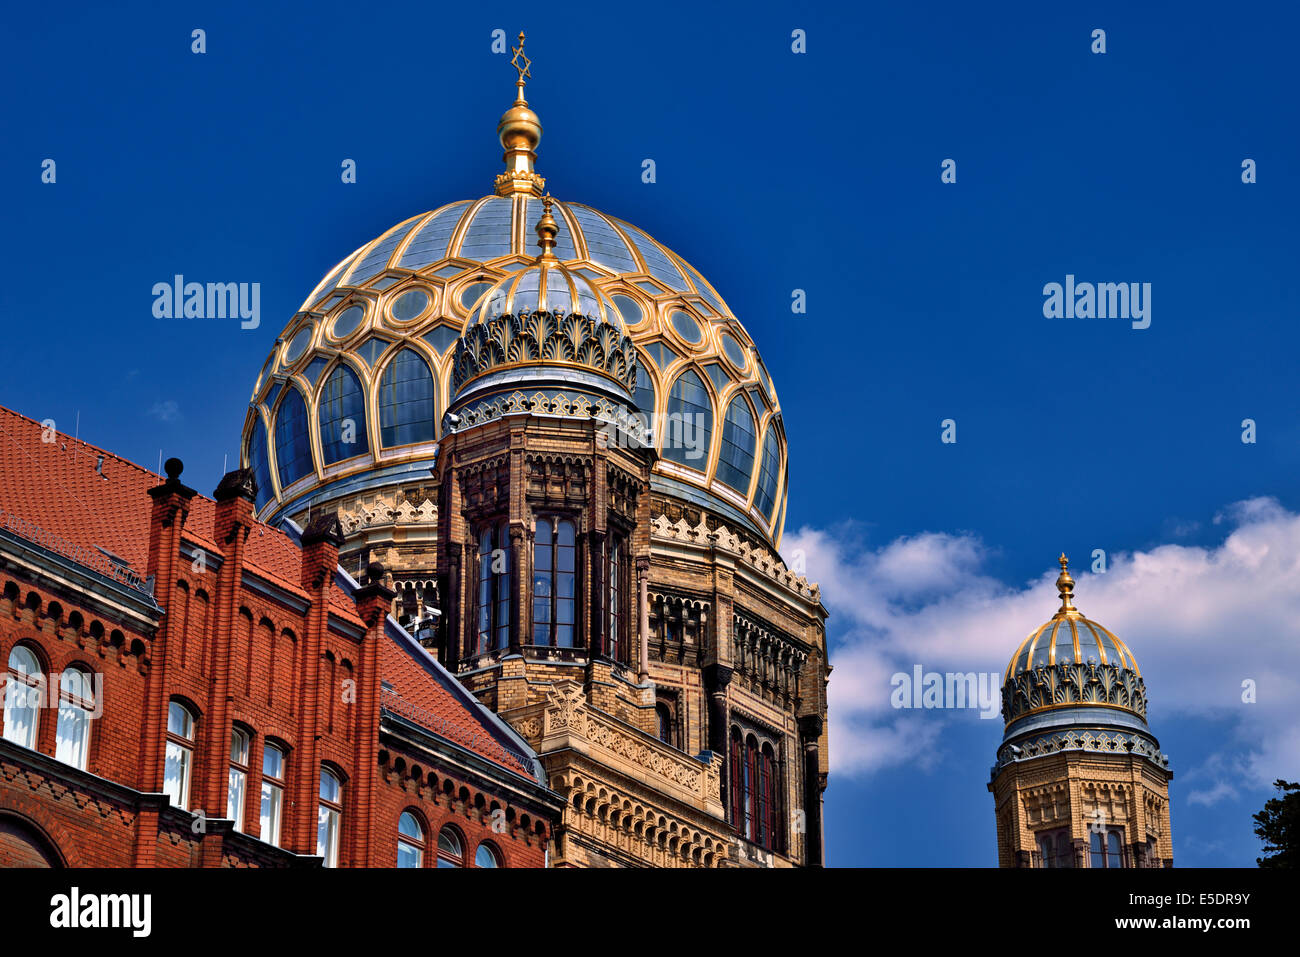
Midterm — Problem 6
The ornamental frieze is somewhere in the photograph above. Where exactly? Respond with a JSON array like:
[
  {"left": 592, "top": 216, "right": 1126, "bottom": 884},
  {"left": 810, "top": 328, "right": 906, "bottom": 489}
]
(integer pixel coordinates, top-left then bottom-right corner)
[
  {"left": 452, "top": 309, "right": 638, "bottom": 394},
  {"left": 1001, "top": 660, "right": 1147, "bottom": 724}
]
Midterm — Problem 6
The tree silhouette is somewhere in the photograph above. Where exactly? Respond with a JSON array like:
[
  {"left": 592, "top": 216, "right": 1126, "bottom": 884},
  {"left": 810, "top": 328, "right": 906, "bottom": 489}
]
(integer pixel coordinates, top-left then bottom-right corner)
[{"left": 1253, "top": 779, "right": 1299, "bottom": 868}]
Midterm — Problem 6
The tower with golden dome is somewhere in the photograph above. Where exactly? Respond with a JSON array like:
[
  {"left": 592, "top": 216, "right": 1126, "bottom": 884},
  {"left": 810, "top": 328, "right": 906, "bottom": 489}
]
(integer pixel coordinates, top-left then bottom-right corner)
[
  {"left": 989, "top": 556, "right": 1173, "bottom": 868},
  {"left": 240, "top": 33, "right": 829, "bottom": 867}
]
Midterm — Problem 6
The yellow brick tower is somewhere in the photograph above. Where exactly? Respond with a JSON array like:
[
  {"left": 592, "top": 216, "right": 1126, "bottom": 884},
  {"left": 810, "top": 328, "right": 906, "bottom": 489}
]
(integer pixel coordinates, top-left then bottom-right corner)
[{"left": 989, "top": 555, "right": 1173, "bottom": 868}]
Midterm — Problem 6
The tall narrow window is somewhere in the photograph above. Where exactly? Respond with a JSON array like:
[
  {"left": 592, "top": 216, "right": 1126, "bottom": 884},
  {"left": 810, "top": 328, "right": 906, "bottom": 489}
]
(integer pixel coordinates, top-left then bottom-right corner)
[
  {"left": 731, "top": 729, "right": 782, "bottom": 852},
  {"left": 55, "top": 668, "right": 94, "bottom": 770},
  {"left": 437, "top": 827, "right": 464, "bottom": 867},
  {"left": 607, "top": 537, "right": 623, "bottom": 660},
  {"left": 317, "top": 768, "right": 343, "bottom": 867},
  {"left": 656, "top": 703, "right": 674, "bottom": 747},
  {"left": 260, "top": 742, "right": 285, "bottom": 847},
  {"left": 532, "top": 517, "right": 576, "bottom": 647},
  {"left": 163, "top": 701, "right": 195, "bottom": 810},
  {"left": 227, "top": 727, "right": 250, "bottom": 830},
  {"left": 3, "top": 646, "right": 42, "bottom": 750},
  {"left": 397, "top": 811, "right": 425, "bottom": 868},
  {"left": 729, "top": 730, "right": 744, "bottom": 830},
  {"left": 474, "top": 523, "right": 510, "bottom": 655}
]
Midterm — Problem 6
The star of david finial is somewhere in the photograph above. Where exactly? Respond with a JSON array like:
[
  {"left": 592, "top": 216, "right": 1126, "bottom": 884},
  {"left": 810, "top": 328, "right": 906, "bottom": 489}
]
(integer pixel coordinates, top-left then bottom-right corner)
[{"left": 511, "top": 31, "right": 531, "bottom": 87}]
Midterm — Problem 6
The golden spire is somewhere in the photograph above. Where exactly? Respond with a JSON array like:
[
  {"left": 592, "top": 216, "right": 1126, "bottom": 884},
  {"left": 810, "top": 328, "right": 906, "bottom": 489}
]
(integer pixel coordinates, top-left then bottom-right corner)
[
  {"left": 1055, "top": 553, "right": 1078, "bottom": 615},
  {"left": 535, "top": 193, "right": 558, "bottom": 258},
  {"left": 494, "top": 31, "right": 545, "bottom": 198}
]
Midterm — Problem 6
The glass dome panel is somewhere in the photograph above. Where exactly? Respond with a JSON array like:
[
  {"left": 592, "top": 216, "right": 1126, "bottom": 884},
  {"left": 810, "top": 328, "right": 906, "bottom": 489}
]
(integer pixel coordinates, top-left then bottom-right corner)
[
  {"left": 753, "top": 422, "right": 781, "bottom": 519},
  {"left": 378, "top": 349, "right": 436, "bottom": 447},
  {"left": 246, "top": 416, "right": 275, "bottom": 510},
  {"left": 391, "top": 288, "right": 429, "bottom": 322},
  {"left": 612, "top": 295, "right": 643, "bottom": 326},
  {"left": 273, "top": 387, "right": 313, "bottom": 488},
  {"left": 716, "top": 396, "right": 757, "bottom": 494},
  {"left": 284, "top": 325, "right": 313, "bottom": 364},
  {"left": 662, "top": 369, "right": 713, "bottom": 468},
  {"left": 331, "top": 304, "right": 365, "bottom": 339},
  {"left": 318, "top": 364, "right": 370, "bottom": 465},
  {"left": 670, "top": 311, "right": 702, "bottom": 345}
]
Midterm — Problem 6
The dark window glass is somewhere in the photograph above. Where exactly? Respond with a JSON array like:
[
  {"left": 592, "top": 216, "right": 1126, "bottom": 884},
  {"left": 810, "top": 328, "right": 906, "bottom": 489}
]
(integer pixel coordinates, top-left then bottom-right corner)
[
  {"left": 274, "top": 388, "right": 313, "bottom": 487},
  {"left": 474, "top": 524, "right": 510, "bottom": 655},
  {"left": 532, "top": 517, "right": 577, "bottom": 647},
  {"left": 716, "top": 396, "right": 757, "bottom": 494},
  {"left": 607, "top": 538, "right": 623, "bottom": 660},
  {"left": 634, "top": 364, "right": 656, "bottom": 420},
  {"left": 663, "top": 370, "right": 713, "bottom": 468},
  {"left": 753, "top": 422, "right": 781, "bottom": 519},
  {"left": 379, "top": 349, "right": 436, "bottom": 447},
  {"left": 246, "top": 418, "right": 274, "bottom": 509},
  {"left": 318, "top": 364, "right": 369, "bottom": 465}
]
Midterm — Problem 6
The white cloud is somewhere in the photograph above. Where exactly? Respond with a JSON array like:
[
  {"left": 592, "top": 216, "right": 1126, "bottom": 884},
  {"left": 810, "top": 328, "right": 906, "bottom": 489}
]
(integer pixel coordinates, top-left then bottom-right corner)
[
  {"left": 147, "top": 400, "right": 181, "bottom": 423},
  {"left": 785, "top": 497, "right": 1300, "bottom": 803}
]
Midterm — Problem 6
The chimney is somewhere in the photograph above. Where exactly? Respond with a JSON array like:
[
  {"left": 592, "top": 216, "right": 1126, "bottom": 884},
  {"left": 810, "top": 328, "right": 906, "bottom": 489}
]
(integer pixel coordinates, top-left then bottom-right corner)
[{"left": 300, "top": 511, "right": 345, "bottom": 592}]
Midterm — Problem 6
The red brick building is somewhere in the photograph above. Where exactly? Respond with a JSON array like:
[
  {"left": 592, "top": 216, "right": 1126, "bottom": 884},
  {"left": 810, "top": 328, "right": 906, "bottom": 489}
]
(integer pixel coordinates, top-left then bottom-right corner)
[{"left": 0, "top": 405, "right": 562, "bottom": 868}]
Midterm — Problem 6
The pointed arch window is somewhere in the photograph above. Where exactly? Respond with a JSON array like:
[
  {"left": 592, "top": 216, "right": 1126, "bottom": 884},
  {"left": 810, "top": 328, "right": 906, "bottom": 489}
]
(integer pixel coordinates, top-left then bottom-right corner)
[
  {"left": 753, "top": 421, "right": 781, "bottom": 519},
  {"left": 273, "top": 387, "right": 313, "bottom": 488},
  {"left": 716, "top": 395, "right": 757, "bottom": 494},
  {"left": 246, "top": 417, "right": 274, "bottom": 509},
  {"left": 662, "top": 370, "right": 713, "bottom": 468},
  {"left": 532, "top": 516, "right": 576, "bottom": 648},
  {"left": 379, "top": 348, "right": 436, "bottom": 447},
  {"left": 318, "top": 364, "right": 369, "bottom": 464}
]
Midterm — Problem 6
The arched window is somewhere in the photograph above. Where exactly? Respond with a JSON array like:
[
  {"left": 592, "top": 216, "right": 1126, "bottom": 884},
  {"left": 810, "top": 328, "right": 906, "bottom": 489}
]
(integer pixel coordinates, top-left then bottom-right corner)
[
  {"left": 1090, "top": 827, "right": 1126, "bottom": 868},
  {"left": 662, "top": 370, "right": 713, "bottom": 468},
  {"left": 163, "top": 700, "right": 196, "bottom": 810},
  {"left": 3, "top": 646, "right": 42, "bottom": 749},
  {"left": 227, "top": 727, "right": 250, "bottom": 830},
  {"left": 54, "top": 668, "right": 95, "bottom": 770},
  {"left": 753, "top": 421, "right": 781, "bottom": 520},
  {"left": 1037, "top": 828, "right": 1073, "bottom": 868},
  {"left": 260, "top": 741, "right": 286, "bottom": 847},
  {"left": 606, "top": 536, "right": 625, "bottom": 661},
  {"left": 474, "top": 523, "right": 511, "bottom": 655},
  {"left": 397, "top": 811, "right": 425, "bottom": 868},
  {"left": 317, "top": 767, "right": 343, "bottom": 867},
  {"left": 318, "top": 364, "right": 369, "bottom": 465},
  {"left": 437, "top": 827, "right": 464, "bottom": 868},
  {"left": 274, "top": 387, "right": 313, "bottom": 488},
  {"left": 246, "top": 418, "right": 274, "bottom": 510},
  {"left": 716, "top": 396, "right": 757, "bottom": 494},
  {"left": 730, "top": 727, "right": 782, "bottom": 852},
  {"left": 532, "top": 517, "right": 576, "bottom": 647},
  {"left": 378, "top": 349, "right": 436, "bottom": 447},
  {"left": 475, "top": 841, "right": 502, "bottom": 868}
]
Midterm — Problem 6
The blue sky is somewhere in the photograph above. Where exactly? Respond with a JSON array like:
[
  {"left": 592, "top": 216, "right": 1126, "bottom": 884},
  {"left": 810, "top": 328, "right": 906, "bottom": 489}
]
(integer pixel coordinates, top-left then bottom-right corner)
[{"left": 3, "top": 1, "right": 1297, "bottom": 865}]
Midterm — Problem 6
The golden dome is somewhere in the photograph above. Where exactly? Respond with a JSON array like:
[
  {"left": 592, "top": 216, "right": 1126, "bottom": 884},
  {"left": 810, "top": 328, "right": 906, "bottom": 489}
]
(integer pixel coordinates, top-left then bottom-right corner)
[{"left": 1000, "top": 555, "right": 1147, "bottom": 729}]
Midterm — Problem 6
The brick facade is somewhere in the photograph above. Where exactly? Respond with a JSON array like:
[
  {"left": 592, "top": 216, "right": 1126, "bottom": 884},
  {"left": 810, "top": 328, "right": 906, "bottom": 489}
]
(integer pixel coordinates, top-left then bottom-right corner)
[{"left": 0, "top": 406, "right": 563, "bottom": 868}]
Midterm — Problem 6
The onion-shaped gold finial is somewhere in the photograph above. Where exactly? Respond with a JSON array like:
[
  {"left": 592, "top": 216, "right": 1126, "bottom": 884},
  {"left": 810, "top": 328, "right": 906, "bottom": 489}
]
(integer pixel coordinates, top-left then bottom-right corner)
[
  {"left": 495, "top": 31, "right": 545, "bottom": 197},
  {"left": 536, "top": 193, "right": 559, "bottom": 257},
  {"left": 1056, "top": 553, "right": 1077, "bottom": 615}
]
